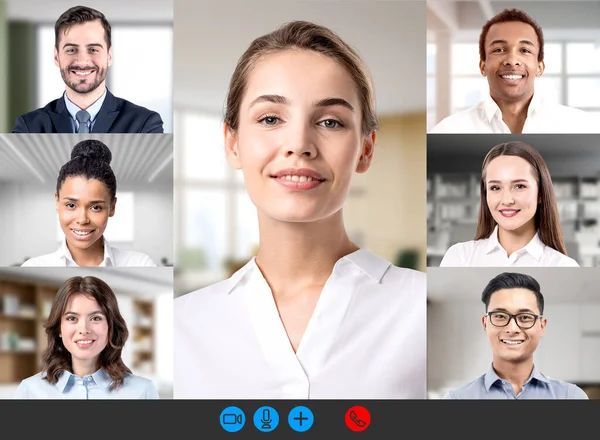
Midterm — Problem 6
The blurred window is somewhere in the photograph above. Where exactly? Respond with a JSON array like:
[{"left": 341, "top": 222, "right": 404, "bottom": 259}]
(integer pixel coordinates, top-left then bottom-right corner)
[{"left": 174, "top": 110, "right": 259, "bottom": 280}]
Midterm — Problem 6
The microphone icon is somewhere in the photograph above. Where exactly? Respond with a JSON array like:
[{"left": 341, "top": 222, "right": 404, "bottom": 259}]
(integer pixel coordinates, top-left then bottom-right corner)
[
  {"left": 260, "top": 408, "right": 272, "bottom": 429},
  {"left": 254, "top": 406, "right": 279, "bottom": 431}
]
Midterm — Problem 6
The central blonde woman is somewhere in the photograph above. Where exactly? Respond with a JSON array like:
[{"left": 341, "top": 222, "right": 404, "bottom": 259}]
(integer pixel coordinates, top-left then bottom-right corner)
[{"left": 174, "top": 21, "right": 426, "bottom": 399}]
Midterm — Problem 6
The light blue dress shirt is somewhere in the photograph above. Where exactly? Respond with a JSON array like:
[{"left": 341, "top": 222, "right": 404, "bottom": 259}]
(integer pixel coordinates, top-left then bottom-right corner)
[
  {"left": 13, "top": 368, "right": 159, "bottom": 399},
  {"left": 63, "top": 89, "right": 107, "bottom": 133},
  {"left": 444, "top": 364, "right": 588, "bottom": 399}
]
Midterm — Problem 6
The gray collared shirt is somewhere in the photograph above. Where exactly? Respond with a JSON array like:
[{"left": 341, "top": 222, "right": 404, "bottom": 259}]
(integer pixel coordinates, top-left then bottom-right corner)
[
  {"left": 443, "top": 364, "right": 588, "bottom": 399},
  {"left": 63, "top": 89, "right": 107, "bottom": 133}
]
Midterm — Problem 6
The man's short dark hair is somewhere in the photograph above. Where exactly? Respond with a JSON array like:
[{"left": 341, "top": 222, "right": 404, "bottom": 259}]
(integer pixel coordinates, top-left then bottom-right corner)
[
  {"left": 479, "top": 8, "right": 544, "bottom": 62},
  {"left": 55, "top": 6, "right": 111, "bottom": 49},
  {"left": 481, "top": 272, "right": 545, "bottom": 315}
]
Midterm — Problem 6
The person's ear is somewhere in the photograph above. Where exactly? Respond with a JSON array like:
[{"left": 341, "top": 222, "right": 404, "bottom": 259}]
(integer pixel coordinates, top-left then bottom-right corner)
[
  {"left": 482, "top": 314, "right": 488, "bottom": 331},
  {"left": 356, "top": 131, "right": 376, "bottom": 173},
  {"left": 536, "top": 60, "right": 545, "bottom": 77},
  {"left": 109, "top": 197, "right": 117, "bottom": 217},
  {"left": 479, "top": 59, "right": 487, "bottom": 77},
  {"left": 539, "top": 316, "right": 547, "bottom": 337},
  {"left": 54, "top": 46, "right": 60, "bottom": 68},
  {"left": 107, "top": 45, "right": 113, "bottom": 67},
  {"left": 224, "top": 123, "right": 242, "bottom": 170},
  {"left": 55, "top": 193, "right": 60, "bottom": 213}
]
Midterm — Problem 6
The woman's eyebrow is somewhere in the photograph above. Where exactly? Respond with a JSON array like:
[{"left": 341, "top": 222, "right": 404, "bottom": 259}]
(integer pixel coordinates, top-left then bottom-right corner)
[
  {"left": 62, "top": 196, "right": 106, "bottom": 204},
  {"left": 249, "top": 94, "right": 354, "bottom": 112},
  {"left": 249, "top": 94, "right": 289, "bottom": 107},
  {"left": 486, "top": 179, "right": 530, "bottom": 184},
  {"left": 314, "top": 97, "right": 354, "bottom": 112},
  {"left": 64, "top": 310, "right": 104, "bottom": 316}
]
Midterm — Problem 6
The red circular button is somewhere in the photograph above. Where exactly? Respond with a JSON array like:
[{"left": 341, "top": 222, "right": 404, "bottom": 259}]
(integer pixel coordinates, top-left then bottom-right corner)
[{"left": 344, "top": 405, "right": 370, "bottom": 432}]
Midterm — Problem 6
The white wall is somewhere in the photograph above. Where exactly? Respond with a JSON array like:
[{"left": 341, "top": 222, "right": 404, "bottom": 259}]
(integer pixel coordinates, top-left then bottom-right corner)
[
  {"left": 0, "top": 182, "right": 17, "bottom": 265},
  {"left": 132, "top": 189, "right": 173, "bottom": 266},
  {"left": 2, "top": 184, "right": 55, "bottom": 266},
  {"left": 155, "top": 292, "right": 173, "bottom": 398}
]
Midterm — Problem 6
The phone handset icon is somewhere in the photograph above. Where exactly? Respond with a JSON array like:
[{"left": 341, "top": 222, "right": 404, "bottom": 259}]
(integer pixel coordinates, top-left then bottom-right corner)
[{"left": 349, "top": 410, "right": 366, "bottom": 427}]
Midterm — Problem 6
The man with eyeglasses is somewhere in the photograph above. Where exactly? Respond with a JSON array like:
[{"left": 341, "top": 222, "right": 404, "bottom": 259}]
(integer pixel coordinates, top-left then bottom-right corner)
[{"left": 444, "top": 272, "right": 588, "bottom": 399}]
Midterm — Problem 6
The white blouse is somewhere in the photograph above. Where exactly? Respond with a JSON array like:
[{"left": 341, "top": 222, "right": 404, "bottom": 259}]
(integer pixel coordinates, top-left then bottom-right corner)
[
  {"left": 20, "top": 237, "right": 156, "bottom": 267},
  {"left": 439, "top": 226, "right": 579, "bottom": 267},
  {"left": 173, "top": 249, "right": 426, "bottom": 399}
]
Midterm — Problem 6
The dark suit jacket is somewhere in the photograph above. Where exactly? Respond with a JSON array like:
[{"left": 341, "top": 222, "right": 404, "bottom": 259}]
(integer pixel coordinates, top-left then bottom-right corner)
[{"left": 12, "top": 90, "right": 164, "bottom": 133}]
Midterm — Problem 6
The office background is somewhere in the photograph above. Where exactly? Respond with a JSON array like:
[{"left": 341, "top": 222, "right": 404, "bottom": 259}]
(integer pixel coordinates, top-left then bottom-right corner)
[
  {"left": 0, "top": 267, "right": 173, "bottom": 399},
  {"left": 0, "top": 0, "right": 173, "bottom": 133},
  {"left": 173, "top": 0, "right": 428, "bottom": 296},
  {"left": 427, "top": 0, "right": 600, "bottom": 131},
  {"left": 428, "top": 267, "right": 600, "bottom": 399},
  {"left": 428, "top": 134, "right": 600, "bottom": 267},
  {"left": 0, "top": 134, "right": 173, "bottom": 267}
]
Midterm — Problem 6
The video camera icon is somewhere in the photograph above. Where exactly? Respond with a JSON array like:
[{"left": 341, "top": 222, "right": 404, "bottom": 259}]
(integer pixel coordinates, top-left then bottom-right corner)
[
  {"left": 220, "top": 406, "right": 246, "bottom": 432},
  {"left": 223, "top": 413, "right": 243, "bottom": 425}
]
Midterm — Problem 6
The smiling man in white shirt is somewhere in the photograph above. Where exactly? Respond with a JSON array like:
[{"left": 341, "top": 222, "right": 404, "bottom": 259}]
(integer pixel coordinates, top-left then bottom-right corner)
[{"left": 431, "top": 8, "right": 596, "bottom": 134}]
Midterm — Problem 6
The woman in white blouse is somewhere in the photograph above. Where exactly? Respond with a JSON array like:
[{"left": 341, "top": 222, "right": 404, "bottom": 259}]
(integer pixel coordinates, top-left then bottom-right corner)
[
  {"left": 440, "top": 141, "right": 578, "bottom": 267},
  {"left": 21, "top": 140, "right": 156, "bottom": 267},
  {"left": 174, "top": 21, "right": 426, "bottom": 399}
]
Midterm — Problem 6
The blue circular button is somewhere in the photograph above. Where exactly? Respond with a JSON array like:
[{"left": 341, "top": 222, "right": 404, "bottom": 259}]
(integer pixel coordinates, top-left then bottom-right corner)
[
  {"left": 253, "top": 406, "right": 279, "bottom": 432},
  {"left": 288, "top": 406, "right": 314, "bottom": 432},
  {"left": 220, "top": 406, "right": 245, "bottom": 432}
]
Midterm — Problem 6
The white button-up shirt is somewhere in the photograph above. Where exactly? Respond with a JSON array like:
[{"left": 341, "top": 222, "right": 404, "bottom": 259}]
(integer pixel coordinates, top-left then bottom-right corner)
[
  {"left": 439, "top": 226, "right": 579, "bottom": 267},
  {"left": 430, "top": 94, "right": 598, "bottom": 134},
  {"left": 20, "top": 237, "right": 156, "bottom": 267},
  {"left": 174, "top": 249, "right": 426, "bottom": 399}
]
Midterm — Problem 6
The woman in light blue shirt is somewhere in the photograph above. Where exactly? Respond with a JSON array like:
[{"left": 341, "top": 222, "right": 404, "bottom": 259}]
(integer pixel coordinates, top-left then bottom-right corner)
[{"left": 14, "top": 276, "right": 158, "bottom": 399}]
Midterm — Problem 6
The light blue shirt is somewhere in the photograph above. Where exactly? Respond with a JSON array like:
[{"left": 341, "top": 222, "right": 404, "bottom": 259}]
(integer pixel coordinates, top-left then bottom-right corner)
[
  {"left": 13, "top": 368, "right": 159, "bottom": 399},
  {"left": 63, "top": 89, "right": 107, "bottom": 133},
  {"left": 443, "top": 364, "right": 588, "bottom": 399}
]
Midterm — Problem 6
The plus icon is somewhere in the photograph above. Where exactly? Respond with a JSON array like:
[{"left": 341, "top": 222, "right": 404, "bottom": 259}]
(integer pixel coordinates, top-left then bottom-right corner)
[
  {"left": 294, "top": 411, "right": 308, "bottom": 426},
  {"left": 288, "top": 406, "right": 314, "bottom": 432}
]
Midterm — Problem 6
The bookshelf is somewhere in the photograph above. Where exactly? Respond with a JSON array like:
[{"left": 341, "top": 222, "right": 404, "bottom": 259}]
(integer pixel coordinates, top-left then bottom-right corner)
[
  {"left": 428, "top": 174, "right": 600, "bottom": 229},
  {"left": 131, "top": 299, "right": 155, "bottom": 377},
  {"left": 428, "top": 173, "right": 480, "bottom": 230},
  {"left": 0, "top": 277, "right": 156, "bottom": 384},
  {"left": 0, "top": 281, "right": 40, "bottom": 384}
]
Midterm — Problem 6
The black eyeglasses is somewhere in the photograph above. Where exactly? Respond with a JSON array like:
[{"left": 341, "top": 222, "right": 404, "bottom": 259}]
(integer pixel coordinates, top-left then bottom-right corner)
[{"left": 485, "top": 311, "right": 542, "bottom": 329}]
